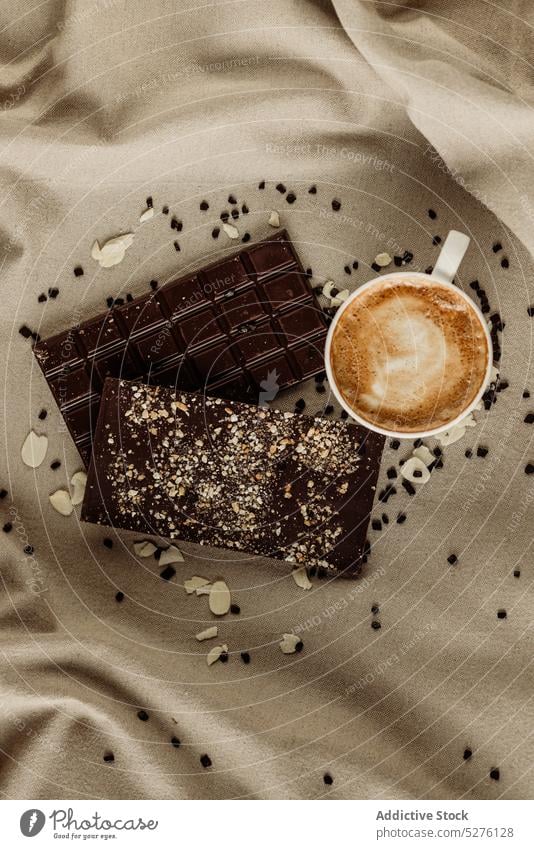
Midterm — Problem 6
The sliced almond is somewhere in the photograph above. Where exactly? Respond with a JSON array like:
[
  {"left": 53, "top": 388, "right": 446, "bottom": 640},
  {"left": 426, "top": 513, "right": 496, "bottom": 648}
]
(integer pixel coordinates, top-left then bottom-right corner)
[
  {"left": 158, "top": 544, "right": 184, "bottom": 567},
  {"left": 196, "top": 584, "right": 212, "bottom": 596},
  {"left": 196, "top": 626, "right": 218, "bottom": 642},
  {"left": 268, "top": 210, "right": 280, "bottom": 228},
  {"left": 207, "top": 643, "right": 228, "bottom": 666},
  {"left": 436, "top": 413, "right": 476, "bottom": 446},
  {"left": 400, "top": 456, "right": 430, "bottom": 484},
  {"left": 133, "top": 540, "right": 158, "bottom": 558},
  {"left": 70, "top": 470, "right": 87, "bottom": 505},
  {"left": 374, "top": 252, "right": 392, "bottom": 267},
  {"left": 21, "top": 431, "right": 48, "bottom": 468},
  {"left": 184, "top": 575, "right": 210, "bottom": 594},
  {"left": 208, "top": 580, "right": 231, "bottom": 615},
  {"left": 139, "top": 207, "right": 155, "bottom": 224},
  {"left": 92, "top": 233, "right": 134, "bottom": 268},
  {"left": 292, "top": 567, "right": 312, "bottom": 590},
  {"left": 222, "top": 222, "right": 239, "bottom": 240},
  {"left": 49, "top": 489, "right": 74, "bottom": 516},
  {"left": 279, "top": 633, "right": 302, "bottom": 654}
]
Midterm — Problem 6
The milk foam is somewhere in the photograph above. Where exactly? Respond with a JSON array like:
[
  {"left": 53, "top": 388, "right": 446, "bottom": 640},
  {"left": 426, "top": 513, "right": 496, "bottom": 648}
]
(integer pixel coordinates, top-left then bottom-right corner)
[{"left": 330, "top": 277, "right": 489, "bottom": 432}]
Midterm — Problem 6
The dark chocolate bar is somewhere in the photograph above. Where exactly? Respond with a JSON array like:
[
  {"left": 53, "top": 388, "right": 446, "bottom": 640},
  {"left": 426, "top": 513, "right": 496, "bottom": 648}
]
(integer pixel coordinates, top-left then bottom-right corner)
[
  {"left": 34, "top": 231, "right": 327, "bottom": 464},
  {"left": 81, "top": 378, "right": 384, "bottom": 576}
]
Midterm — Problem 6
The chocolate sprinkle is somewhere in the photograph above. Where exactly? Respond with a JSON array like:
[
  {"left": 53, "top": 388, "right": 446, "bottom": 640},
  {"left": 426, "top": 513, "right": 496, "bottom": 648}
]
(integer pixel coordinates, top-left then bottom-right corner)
[
  {"left": 396, "top": 513, "right": 406, "bottom": 524},
  {"left": 323, "top": 773, "right": 334, "bottom": 785},
  {"left": 447, "top": 554, "right": 458, "bottom": 565},
  {"left": 212, "top": 227, "right": 220, "bottom": 239},
  {"left": 286, "top": 192, "right": 296, "bottom": 204},
  {"left": 50, "top": 460, "right": 61, "bottom": 470},
  {"left": 258, "top": 180, "right": 265, "bottom": 190},
  {"left": 276, "top": 183, "right": 286, "bottom": 194},
  {"left": 463, "top": 748, "right": 472, "bottom": 760},
  {"left": 240, "top": 652, "right": 251, "bottom": 664},
  {"left": 48, "top": 288, "right": 59, "bottom": 299},
  {"left": 476, "top": 446, "right": 488, "bottom": 458},
  {"left": 331, "top": 199, "right": 341, "bottom": 211},
  {"left": 490, "top": 768, "right": 500, "bottom": 781},
  {"left": 200, "top": 754, "right": 212, "bottom": 768},
  {"left": 428, "top": 209, "right": 437, "bottom": 220},
  {"left": 160, "top": 565, "right": 176, "bottom": 581},
  {"left": 137, "top": 709, "right": 149, "bottom": 721},
  {"left": 492, "top": 242, "right": 502, "bottom": 253},
  {"left": 103, "top": 752, "right": 115, "bottom": 763},
  {"left": 199, "top": 200, "right": 209, "bottom": 211},
  {"left": 74, "top": 266, "right": 84, "bottom": 277},
  {"left": 497, "top": 609, "right": 507, "bottom": 619},
  {"left": 38, "top": 293, "right": 47, "bottom": 303},
  {"left": 230, "top": 603, "right": 241, "bottom": 615},
  {"left": 501, "top": 258, "right": 509, "bottom": 269},
  {"left": 171, "top": 736, "right": 181, "bottom": 748},
  {"left": 38, "top": 409, "right": 47, "bottom": 420},
  {"left": 115, "top": 591, "right": 124, "bottom": 603},
  {"left": 308, "top": 185, "right": 317, "bottom": 194}
]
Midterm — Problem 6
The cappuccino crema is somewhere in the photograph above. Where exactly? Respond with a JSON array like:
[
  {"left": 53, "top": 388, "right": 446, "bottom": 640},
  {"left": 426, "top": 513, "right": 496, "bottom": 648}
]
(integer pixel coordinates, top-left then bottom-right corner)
[{"left": 329, "top": 276, "right": 489, "bottom": 433}]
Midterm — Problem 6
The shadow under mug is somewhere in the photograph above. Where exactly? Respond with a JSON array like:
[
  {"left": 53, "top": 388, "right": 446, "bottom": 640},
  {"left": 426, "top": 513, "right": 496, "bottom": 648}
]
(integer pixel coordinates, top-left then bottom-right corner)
[{"left": 324, "top": 231, "right": 494, "bottom": 439}]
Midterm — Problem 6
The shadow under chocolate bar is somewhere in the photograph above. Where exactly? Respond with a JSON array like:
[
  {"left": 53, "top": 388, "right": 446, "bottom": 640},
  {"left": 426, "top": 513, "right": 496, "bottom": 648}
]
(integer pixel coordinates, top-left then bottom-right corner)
[
  {"left": 81, "top": 378, "right": 384, "bottom": 577},
  {"left": 33, "top": 231, "right": 327, "bottom": 464}
]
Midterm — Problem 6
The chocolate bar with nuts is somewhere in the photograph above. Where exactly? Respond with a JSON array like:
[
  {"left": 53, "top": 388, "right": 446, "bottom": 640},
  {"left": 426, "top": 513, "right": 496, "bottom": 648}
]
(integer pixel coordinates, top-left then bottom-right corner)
[{"left": 81, "top": 378, "right": 384, "bottom": 576}]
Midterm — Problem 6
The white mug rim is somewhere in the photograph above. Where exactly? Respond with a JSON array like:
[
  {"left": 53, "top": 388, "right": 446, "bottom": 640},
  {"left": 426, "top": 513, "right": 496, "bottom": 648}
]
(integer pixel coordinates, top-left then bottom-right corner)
[{"left": 324, "top": 270, "right": 494, "bottom": 439}]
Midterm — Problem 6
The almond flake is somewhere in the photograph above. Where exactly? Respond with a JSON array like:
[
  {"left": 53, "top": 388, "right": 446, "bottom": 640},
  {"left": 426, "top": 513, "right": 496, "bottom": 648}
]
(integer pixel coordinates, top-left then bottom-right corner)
[
  {"left": 184, "top": 575, "right": 210, "bottom": 594},
  {"left": 222, "top": 222, "right": 239, "bottom": 240},
  {"left": 207, "top": 643, "right": 228, "bottom": 666},
  {"left": 158, "top": 544, "right": 184, "bottom": 567},
  {"left": 70, "top": 470, "right": 87, "bottom": 505},
  {"left": 208, "top": 580, "right": 231, "bottom": 615},
  {"left": 49, "top": 489, "right": 74, "bottom": 516},
  {"left": 400, "top": 456, "right": 430, "bottom": 484},
  {"left": 374, "top": 252, "right": 392, "bottom": 267},
  {"left": 268, "top": 210, "right": 280, "bottom": 227},
  {"left": 279, "top": 633, "right": 302, "bottom": 654},
  {"left": 196, "top": 626, "right": 218, "bottom": 642},
  {"left": 92, "top": 233, "right": 134, "bottom": 268},
  {"left": 133, "top": 540, "right": 158, "bottom": 558},
  {"left": 139, "top": 207, "right": 155, "bottom": 224},
  {"left": 196, "top": 584, "right": 212, "bottom": 596},
  {"left": 292, "top": 567, "right": 312, "bottom": 590},
  {"left": 21, "top": 431, "right": 48, "bottom": 468}
]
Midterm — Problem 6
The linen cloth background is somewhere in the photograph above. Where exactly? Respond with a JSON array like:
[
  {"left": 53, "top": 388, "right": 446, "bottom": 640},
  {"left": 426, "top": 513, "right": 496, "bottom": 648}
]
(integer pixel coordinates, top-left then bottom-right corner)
[{"left": 1, "top": 0, "right": 534, "bottom": 800}]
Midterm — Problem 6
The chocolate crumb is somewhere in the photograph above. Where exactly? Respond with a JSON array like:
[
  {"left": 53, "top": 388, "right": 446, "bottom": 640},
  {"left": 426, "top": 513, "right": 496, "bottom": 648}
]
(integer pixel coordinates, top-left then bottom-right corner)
[
  {"left": 74, "top": 266, "right": 84, "bottom": 277},
  {"left": 371, "top": 519, "right": 382, "bottom": 531},
  {"left": 371, "top": 262, "right": 381, "bottom": 273},
  {"left": 38, "top": 293, "right": 47, "bottom": 303},
  {"left": 162, "top": 205, "right": 169, "bottom": 215},
  {"left": 171, "top": 217, "right": 182, "bottom": 231},
  {"left": 258, "top": 180, "right": 265, "bottom": 190},
  {"left": 425, "top": 265, "right": 433, "bottom": 275},
  {"left": 476, "top": 446, "right": 488, "bottom": 458},
  {"left": 513, "top": 570, "right": 520, "bottom": 578},
  {"left": 394, "top": 256, "right": 403, "bottom": 267},
  {"left": 465, "top": 449, "right": 472, "bottom": 458},
  {"left": 371, "top": 604, "right": 380, "bottom": 615},
  {"left": 3, "top": 523, "right": 12, "bottom": 533},
  {"left": 396, "top": 512, "right": 406, "bottom": 524},
  {"left": 447, "top": 554, "right": 458, "bottom": 565},
  {"left": 501, "top": 257, "right": 509, "bottom": 269},
  {"left": 490, "top": 767, "right": 500, "bottom": 781},
  {"left": 295, "top": 640, "right": 304, "bottom": 652},
  {"left": 382, "top": 513, "right": 389, "bottom": 524},
  {"left": 48, "top": 287, "right": 59, "bottom": 299},
  {"left": 0, "top": 489, "right": 7, "bottom": 499},
  {"left": 323, "top": 773, "right": 334, "bottom": 785},
  {"left": 241, "top": 652, "right": 251, "bottom": 664},
  {"left": 38, "top": 409, "right": 47, "bottom": 420},
  {"left": 228, "top": 194, "right": 237, "bottom": 205},
  {"left": 160, "top": 565, "right": 176, "bottom": 581},
  {"left": 115, "top": 591, "right": 124, "bottom": 603},
  {"left": 402, "top": 251, "right": 414, "bottom": 264},
  {"left": 242, "top": 204, "right": 249, "bottom": 214},
  {"left": 242, "top": 233, "right": 251, "bottom": 243},
  {"left": 200, "top": 754, "right": 212, "bottom": 768},
  {"left": 352, "top": 260, "right": 359, "bottom": 270},
  {"left": 212, "top": 228, "right": 220, "bottom": 239},
  {"left": 286, "top": 192, "right": 296, "bottom": 204},
  {"left": 50, "top": 460, "right": 61, "bottom": 470},
  {"left": 171, "top": 736, "right": 181, "bottom": 748},
  {"left": 386, "top": 467, "right": 397, "bottom": 479},
  {"left": 432, "top": 235, "right": 442, "bottom": 246},
  {"left": 525, "top": 464, "right": 534, "bottom": 474},
  {"left": 220, "top": 211, "right": 229, "bottom": 222},
  {"left": 497, "top": 609, "right": 507, "bottom": 619},
  {"left": 371, "top": 621, "right": 381, "bottom": 630},
  {"left": 344, "top": 265, "right": 351, "bottom": 275},
  {"left": 308, "top": 185, "right": 317, "bottom": 194},
  {"left": 199, "top": 200, "right": 209, "bottom": 211},
  {"left": 137, "top": 709, "right": 149, "bottom": 721},
  {"left": 390, "top": 439, "right": 400, "bottom": 450},
  {"left": 173, "top": 241, "right": 181, "bottom": 252},
  {"left": 146, "top": 196, "right": 153, "bottom": 208},
  {"left": 428, "top": 209, "right": 437, "bottom": 220},
  {"left": 103, "top": 752, "right": 115, "bottom": 763},
  {"left": 463, "top": 748, "right": 472, "bottom": 760},
  {"left": 331, "top": 199, "right": 341, "bottom": 211},
  {"left": 24, "top": 545, "right": 34, "bottom": 555},
  {"left": 492, "top": 242, "right": 502, "bottom": 253},
  {"left": 230, "top": 603, "right": 241, "bottom": 615},
  {"left": 231, "top": 209, "right": 239, "bottom": 220},
  {"left": 220, "top": 651, "right": 229, "bottom": 663},
  {"left": 150, "top": 280, "right": 158, "bottom": 291},
  {"left": 19, "top": 325, "right": 32, "bottom": 339},
  {"left": 523, "top": 391, "right": 530, "bottom": 398},
  {"left": 103, "top": 538, "right": 113, "bottom": 549},
  {"left": 524, "top": 413, "right": 534, "bottom": 423},
  {"left": 276, "top": 183, "right": 286, "bottom": 194}
]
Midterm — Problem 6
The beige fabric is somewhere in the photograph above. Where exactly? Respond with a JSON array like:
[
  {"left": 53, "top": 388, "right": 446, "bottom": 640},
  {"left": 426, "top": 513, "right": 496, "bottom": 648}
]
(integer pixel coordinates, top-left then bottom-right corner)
[{"left": 1, "top": 0, "right": 533, "bottom": 800}]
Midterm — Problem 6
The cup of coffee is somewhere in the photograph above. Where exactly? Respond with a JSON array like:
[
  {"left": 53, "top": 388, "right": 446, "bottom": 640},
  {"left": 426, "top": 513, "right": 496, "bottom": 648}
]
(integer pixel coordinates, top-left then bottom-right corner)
[{"left": 325, "top": 231, "right": 493, "bottom": 438}]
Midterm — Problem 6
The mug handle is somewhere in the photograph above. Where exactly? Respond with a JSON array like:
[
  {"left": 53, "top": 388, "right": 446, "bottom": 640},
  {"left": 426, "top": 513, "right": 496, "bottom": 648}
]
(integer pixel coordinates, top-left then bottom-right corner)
[{"left": 431, "top": 230, "right": 470, "bottom": 284}]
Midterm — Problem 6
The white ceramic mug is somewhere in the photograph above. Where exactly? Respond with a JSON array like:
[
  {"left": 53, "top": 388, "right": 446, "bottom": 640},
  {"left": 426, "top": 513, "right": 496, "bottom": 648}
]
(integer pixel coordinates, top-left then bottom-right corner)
[{"left": 325, "top": 231, "right": 493, "bottom": 439}]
